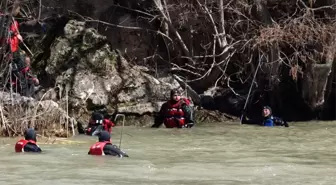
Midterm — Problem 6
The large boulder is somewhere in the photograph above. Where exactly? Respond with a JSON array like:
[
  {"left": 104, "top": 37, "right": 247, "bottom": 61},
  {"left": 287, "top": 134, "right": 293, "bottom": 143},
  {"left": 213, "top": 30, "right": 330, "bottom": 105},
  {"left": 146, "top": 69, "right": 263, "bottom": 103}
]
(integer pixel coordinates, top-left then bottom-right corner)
[{"left": 45, "top": 20, "right": 186, "bottom": 125}]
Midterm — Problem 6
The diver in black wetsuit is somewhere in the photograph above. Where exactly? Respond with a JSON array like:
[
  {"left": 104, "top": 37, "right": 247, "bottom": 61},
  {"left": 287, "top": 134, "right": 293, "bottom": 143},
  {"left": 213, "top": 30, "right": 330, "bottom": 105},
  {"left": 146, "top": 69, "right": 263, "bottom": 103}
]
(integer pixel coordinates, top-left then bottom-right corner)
[
  {"left": 15, "top": 128, "right": 42, "bottom": 153},
  {"left": 88, "top": 131, "right": 129, "bottom": 157}
]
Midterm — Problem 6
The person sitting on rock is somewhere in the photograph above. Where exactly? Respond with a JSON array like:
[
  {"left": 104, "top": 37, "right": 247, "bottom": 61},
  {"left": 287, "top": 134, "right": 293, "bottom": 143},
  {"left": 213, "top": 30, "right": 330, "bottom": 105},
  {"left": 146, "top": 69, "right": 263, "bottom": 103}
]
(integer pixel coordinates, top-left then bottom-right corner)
[
  {"left": 88, "top": 131, "right": 129, "bottom": 157},
  {"left": 85, "top": 112, "right": 115, "bottom": 136},
  {"left": 242, "top": 106, "right": 289, "bottom": 127},
  {"left": 15, "top": 128, "right": 42, "bottom": 153},
  {"left": 151, "top": 89, "right": 195, "bottom": 128}
]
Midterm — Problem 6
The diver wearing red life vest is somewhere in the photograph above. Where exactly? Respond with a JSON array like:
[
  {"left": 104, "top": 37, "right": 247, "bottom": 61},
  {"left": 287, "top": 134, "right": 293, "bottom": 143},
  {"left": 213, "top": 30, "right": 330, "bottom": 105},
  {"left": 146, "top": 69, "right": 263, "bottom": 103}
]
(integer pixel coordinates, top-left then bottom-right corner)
[
  {"left": 151, "top": 90, "right": 195, "bottom": 128},
  {"left": 88, "top": 131, "right": 129, "bottom": 157},
  {"left": 15, "top": 128, "right": 42, "bottom": 153}
]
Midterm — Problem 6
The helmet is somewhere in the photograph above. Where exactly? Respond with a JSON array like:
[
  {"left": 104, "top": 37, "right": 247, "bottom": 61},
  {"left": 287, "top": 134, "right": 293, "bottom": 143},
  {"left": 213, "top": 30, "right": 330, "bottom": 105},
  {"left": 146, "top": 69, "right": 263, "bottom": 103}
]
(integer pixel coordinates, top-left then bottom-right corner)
[
  {"left": 98, "top": 131, "right": 111, "bottom": 142},
  {"left": 24, "top": 128, "right": 37, "bottom": 142}
]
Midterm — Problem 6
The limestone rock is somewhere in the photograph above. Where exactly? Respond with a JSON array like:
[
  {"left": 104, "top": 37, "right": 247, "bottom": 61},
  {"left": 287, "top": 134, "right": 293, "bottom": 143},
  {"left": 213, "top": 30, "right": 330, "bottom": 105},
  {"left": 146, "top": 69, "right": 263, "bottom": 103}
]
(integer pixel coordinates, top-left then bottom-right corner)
[{"left": 47, "top": 20, "right": 185, "bottom": 120}]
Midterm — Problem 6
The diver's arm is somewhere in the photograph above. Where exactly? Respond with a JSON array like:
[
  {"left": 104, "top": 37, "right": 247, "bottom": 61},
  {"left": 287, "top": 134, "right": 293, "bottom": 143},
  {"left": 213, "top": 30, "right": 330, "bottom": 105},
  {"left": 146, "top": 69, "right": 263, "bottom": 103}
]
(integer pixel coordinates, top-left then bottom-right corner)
[
  {"left": 151, "top": 103, "right": 167, "bottom": 128},
  {"left": 273, "top": 117, "right": 289, "bottom": 127},
  {"left": 241, "top": 114, "right": 262, "bottom": 126},
  {"left": 103, "top": 144, "right": 129, "bottom": 157}
]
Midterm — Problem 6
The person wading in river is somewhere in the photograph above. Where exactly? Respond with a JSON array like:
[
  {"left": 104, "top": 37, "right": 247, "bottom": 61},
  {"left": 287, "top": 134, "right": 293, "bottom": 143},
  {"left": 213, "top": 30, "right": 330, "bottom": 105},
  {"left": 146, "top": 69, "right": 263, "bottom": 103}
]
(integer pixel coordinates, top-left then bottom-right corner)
[
  {"left": 85, "top": 112, "right": 115, "bottom": 136},
  {"left": 242, "top": 106, "right": 289, "bottom": 127},
  {"left": 88, "top": 131, "right": 128, "bottom": 157},
  {"left": 151, "top": 89, "right": 195, "bottom": 128},
  {"left": 15, "top": 128, "right": 42, "bottom": 153}
]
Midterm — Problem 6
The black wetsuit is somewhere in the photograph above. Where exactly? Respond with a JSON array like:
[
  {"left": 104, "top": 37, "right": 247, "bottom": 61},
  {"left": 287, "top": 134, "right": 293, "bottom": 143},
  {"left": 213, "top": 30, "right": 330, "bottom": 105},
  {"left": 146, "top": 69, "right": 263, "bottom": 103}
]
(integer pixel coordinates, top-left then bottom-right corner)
[
  {"left": 103, "top": 143, "right": 129, "bottom": 157},
  {"left": 24, "top": 128, "right": 42, "bottom": 152}
]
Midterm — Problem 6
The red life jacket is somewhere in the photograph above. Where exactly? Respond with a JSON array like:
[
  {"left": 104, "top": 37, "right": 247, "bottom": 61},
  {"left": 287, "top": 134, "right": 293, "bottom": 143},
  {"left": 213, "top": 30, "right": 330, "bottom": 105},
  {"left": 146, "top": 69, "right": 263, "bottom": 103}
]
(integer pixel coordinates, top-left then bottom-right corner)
[
  {"left": 164, "top": 98, "right": 190, "bottom": 128},
  {"left": 9, "top": 19, "right": 19, "bottom": 52},
  {"left": 0, "top": 13, "right": 20, "bottom": 53},
  {"left": 15, "top": 139, "right": 37, "bottom": 153},
  {"left": 88, "top": 141, "right": 110, "bottom": 155},
  {"left": 103, "top": 119, "right": 115, "bottom": 133}
]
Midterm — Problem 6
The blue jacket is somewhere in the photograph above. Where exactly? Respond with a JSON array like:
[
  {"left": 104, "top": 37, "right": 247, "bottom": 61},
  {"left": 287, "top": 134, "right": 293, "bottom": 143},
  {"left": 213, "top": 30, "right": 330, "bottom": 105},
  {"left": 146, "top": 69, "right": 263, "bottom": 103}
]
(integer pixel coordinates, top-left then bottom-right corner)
[
  {"left": 263, "top": 116, "right": 289, "bottom": 127},
  {"left": 242, "top": 115, "right": 289, "bottom": 127}
]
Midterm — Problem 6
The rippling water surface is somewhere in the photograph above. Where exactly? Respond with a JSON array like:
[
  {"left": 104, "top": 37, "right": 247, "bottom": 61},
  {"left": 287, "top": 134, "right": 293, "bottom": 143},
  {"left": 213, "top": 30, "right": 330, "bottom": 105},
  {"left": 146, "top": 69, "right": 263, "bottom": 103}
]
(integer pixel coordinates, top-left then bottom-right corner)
[{"left": 0, "top": 121, "right": 335, "bottom": 185}]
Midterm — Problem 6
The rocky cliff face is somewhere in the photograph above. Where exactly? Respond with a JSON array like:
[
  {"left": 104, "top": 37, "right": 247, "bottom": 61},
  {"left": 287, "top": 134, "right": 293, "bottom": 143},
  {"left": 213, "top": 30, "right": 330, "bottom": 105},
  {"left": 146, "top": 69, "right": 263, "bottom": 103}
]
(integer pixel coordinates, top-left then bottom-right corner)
[
  {"left": 24, "top": 19, "right": 233, "bottom": 135},
  {"left": 35, "top": 20, "right": 181, "bottom": 125},
  {"left": 3, "top": 0, "right": 334, "bottom": 137},
  {"left": 32, "top": 0, "right": 335, "bottom": 121}
]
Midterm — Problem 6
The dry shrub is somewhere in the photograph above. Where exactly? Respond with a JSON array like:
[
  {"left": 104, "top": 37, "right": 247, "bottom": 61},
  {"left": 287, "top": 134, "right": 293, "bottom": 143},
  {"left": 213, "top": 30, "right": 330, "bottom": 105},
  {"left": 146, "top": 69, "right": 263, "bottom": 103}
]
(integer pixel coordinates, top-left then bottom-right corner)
[
  {"left": 0, "top": 101, "right": 72, "bottom": 137},
  {"left": 255, "top": 19, "right": 335, "bottom": 51}
]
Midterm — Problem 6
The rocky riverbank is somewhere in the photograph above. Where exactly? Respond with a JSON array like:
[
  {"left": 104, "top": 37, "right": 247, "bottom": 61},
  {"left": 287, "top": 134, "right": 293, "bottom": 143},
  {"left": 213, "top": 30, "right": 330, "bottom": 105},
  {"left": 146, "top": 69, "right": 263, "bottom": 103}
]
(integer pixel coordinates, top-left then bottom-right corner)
[
  {"left": 1, "top": 19, "right": 238, "bottom": 137},
  {"left": 0, "top": 0, "right": 335, "bottom": 137}
]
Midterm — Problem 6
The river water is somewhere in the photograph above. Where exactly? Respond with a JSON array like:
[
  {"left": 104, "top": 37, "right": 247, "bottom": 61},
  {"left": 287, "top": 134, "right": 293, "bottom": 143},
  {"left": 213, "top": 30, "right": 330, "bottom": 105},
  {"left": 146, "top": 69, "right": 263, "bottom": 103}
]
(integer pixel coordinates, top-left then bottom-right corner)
[{"left": 0, "top": 121, "right": 336, "bottom": 185}]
